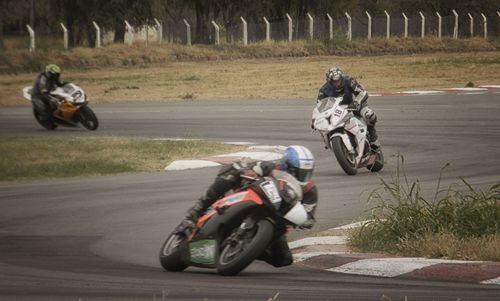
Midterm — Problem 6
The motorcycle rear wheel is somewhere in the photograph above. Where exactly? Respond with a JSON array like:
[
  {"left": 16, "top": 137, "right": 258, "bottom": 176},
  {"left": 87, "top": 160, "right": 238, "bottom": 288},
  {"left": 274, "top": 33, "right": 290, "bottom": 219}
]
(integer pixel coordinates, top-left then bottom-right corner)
[
  {"left": 33, "top": 108, "right": 57, "bottom": 130},
  {"left": 159, "top": 233, "right": 188, "bottom": 272},
  {"left": 216, "top": 219, "right": 274, "bottom": 276},
  {"left": 331, "top": 136, "right": 357, "bottom": 175},
  {"left": 78, "top": 106, "right": 99, "bottom": 131}
]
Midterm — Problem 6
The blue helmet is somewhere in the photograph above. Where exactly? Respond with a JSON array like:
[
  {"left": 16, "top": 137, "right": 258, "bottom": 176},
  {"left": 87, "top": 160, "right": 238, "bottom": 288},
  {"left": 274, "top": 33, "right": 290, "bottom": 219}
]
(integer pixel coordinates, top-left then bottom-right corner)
[{"left": 281, "top": 145, "right": 315, "bottom": 183}]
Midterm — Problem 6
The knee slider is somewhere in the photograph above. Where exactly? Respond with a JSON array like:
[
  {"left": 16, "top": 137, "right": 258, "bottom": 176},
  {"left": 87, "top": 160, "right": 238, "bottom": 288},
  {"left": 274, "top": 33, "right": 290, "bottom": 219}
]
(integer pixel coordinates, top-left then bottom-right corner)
[{"left": 361, "top": 107, "right": 377, "bottom": 125}]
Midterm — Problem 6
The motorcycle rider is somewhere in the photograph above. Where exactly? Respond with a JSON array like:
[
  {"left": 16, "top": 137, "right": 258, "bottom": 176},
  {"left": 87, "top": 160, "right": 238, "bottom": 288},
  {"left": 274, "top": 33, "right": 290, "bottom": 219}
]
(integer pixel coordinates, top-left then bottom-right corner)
[
  {"left": 31, "top": 64, "right": 66, "bottom": 122},
  {"left": 184, "top": 145, "right": 318, "bottom": 268},
  {"left": 316, "top": 66, "right": 379, "bottom": 148}
]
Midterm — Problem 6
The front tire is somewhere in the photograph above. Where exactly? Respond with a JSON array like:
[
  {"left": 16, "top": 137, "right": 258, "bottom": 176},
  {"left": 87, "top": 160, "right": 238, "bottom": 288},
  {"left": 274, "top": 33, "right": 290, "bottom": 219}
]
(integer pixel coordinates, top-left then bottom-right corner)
[
  {"left": 159, "top": 233, "right": 188, "bottom": 272},
  {"left": 216, "top": 219, "right": 274, "bottom": 276},
  {"left": 331, "top": 136, "right": 357, "bottom": 175},
  {"left": 77, "top": 106, "right": 99, "bottom": 131},
  {"left": 33, "top": 108, "right": 57, "bottom": 130}
]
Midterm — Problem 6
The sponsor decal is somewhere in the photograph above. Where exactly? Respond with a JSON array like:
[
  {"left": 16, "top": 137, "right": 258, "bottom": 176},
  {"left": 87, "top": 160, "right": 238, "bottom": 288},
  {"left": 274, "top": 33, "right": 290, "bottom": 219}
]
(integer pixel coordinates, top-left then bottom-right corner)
[{"left": 189, "top": 239, "right": 216, "bottom": 265}]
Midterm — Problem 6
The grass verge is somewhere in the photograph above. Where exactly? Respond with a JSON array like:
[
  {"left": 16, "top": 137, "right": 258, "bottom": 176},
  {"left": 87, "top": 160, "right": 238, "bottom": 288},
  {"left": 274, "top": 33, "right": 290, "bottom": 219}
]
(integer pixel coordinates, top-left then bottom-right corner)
[
  {"left": 1, "top": 38, "right": 499, "bottom": 105},
  {"left": 348, "top": 157, "right": 500, "bottom": 261},
  {"left": 0, "top": 136, "right": 241, "bottom": 181}
]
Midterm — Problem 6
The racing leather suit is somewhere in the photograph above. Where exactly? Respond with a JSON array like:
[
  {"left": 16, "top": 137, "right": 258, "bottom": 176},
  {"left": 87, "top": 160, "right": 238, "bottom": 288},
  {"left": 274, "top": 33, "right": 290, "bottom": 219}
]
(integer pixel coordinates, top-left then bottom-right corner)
[
  {"left": 317, "top": 76, "right": 378, "bottom": 143},
  {"left": 185, "top": 160, "right": 318, "bottom": 268},
  {"left": 31, "top": 72, "right": 66, "bottom": 120}
]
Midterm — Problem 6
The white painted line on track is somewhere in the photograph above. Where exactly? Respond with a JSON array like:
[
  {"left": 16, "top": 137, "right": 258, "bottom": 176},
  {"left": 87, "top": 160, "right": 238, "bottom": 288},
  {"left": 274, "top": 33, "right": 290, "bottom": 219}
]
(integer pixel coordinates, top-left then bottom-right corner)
[
  {"left": 165, "top": 160, "right": 221, "bottom": 170},
  {"left": 214, "top": 151, "right": 283, "bottom": 161},
  {"left": 327, "top": 257, "right": 474, "bottom": 278},
  {"left": 444, "top": 87, "right": 488, "bottom": 91},
  {"left": 481, "top": 276, "right": 500, "bottom": 285},
  {"left": 294, "top": 252, "right": 347, "bottom": 262},
  {"left": 289, "top": 236, "right": 348, "bottom": 249},
  {"left": 399, "top": 90, "right": 445, "bottom": 95}
]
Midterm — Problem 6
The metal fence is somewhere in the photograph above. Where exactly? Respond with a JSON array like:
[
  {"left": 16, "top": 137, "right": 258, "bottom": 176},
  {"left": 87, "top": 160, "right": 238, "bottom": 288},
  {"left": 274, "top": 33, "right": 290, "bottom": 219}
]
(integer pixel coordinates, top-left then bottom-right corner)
[{"left": 5, "top": 10, "right": 500, "bottom": 51}]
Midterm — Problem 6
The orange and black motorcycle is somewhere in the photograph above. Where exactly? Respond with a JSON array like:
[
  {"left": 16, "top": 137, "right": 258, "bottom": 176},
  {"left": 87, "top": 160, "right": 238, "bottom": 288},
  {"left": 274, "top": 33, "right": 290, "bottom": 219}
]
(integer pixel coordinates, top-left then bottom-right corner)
[
  {"left": 159, "top": 170, "right": 309, "bottom": 276},
  {"left": 23, "top": 83, "right": 98, "bottom": 131}
]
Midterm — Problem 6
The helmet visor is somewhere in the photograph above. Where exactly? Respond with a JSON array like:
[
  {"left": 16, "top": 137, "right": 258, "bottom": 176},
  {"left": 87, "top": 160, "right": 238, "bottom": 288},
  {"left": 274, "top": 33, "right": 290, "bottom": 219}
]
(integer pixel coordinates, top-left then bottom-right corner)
[
  {"left": 331, "top": 78, "right": 342, "bottom": 90},
  {"left": 295, "top": 168, "right": 313, "bottom": 183}
]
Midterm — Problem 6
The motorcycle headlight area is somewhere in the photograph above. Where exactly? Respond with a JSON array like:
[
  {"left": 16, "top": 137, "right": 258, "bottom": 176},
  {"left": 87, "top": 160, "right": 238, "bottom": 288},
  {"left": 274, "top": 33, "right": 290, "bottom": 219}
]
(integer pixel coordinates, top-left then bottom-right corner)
[{"left": 72, "top": 91, "right": 83, "bottom": 102}]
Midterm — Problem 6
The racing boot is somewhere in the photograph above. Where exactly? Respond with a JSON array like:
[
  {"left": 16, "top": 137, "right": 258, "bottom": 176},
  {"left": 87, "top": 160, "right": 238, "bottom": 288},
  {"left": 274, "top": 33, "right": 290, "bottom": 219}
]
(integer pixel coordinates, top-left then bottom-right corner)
[
  {"left": 367, "top": 126, "right": 380, "bottom": 151},
  {"left": 185, "top": 199, "right": 207, "bottom": 222}
]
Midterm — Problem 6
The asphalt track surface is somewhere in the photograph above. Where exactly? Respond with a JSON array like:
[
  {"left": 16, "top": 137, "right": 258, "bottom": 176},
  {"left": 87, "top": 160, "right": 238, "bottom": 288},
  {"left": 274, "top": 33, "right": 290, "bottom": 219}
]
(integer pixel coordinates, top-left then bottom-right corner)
[{"left": 1, "top": 93, "right": 499, "bottom": 300}]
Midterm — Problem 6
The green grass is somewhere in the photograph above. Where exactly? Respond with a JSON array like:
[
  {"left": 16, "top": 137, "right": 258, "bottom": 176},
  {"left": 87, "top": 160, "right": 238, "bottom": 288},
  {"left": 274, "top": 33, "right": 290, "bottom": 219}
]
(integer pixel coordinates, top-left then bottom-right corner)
[
  {"left": 0, "top": 136, "right": 241, "bottom": 181},
  {"left": 348, "top": 156, "right": 500, "bottom": 261}
]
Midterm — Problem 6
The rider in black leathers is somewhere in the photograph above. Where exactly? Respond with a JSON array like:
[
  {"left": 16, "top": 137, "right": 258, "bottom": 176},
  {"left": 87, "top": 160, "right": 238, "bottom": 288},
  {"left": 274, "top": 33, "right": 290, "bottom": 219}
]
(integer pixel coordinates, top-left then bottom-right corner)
[
  {"left": 317, "top": 66, "right": 379, "bottom": 148},
  {"left": 184, "top": 145, "right": 318, "bottom": 267},
  {"left": 31, "top": 64, "right": 66, "bottom": 121}
]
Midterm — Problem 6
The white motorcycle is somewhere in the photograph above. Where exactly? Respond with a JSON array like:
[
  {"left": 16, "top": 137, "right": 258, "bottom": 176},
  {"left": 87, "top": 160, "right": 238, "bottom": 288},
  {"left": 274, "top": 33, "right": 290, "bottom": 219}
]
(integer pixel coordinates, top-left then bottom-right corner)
[
  {"left": 23, "top": 83, "right": 98, "bottom": 131},
  {"left": 312, "top": 96, "right": 383, "bottom": 175}
]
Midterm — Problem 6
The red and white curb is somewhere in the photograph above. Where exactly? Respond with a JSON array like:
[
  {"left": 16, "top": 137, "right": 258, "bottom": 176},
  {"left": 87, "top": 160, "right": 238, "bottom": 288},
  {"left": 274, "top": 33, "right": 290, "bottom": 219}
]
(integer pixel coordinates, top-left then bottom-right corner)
[{"left": 290, "top": 222, "right": 500, "bottom": 285}]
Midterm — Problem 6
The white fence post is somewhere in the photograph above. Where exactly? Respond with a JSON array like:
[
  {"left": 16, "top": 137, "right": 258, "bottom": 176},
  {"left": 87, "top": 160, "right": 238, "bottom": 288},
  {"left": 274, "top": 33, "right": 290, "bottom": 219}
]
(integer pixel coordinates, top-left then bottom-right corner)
[
  {"left": 452, "top": 10, "right": 459, "bottom": 39},
  {"left": 307, "top": 13, "right": 314, "bottom": 40},
  {"left": 125, "top": 20, "right": 133, "bottom": 46},
  {"left": 211, "top": 20, "right": 220, "bottom": 45},
  {"left": 498, "top": 11, "right": 500, "bottom": 39},
  {"left": 26, "top": 25, "right": 35, "bottom": 52},
  {"left": 183, "top": 19, "right": 191, "bottom": 45},
  {"left": 402, "top": 13, "right": 408, "bottom": 38},
  {"left": 92, "top": 21, "right": 101, "bottom": 48},
  {"left": 419, "top": 12, "right": 425, "bottom": 38},
  {"left": 326, "top": 13, "right": 333, "bottom": 40},
  {"left": 263, "top": 17, "right": 270, "bottom": 42},
  {"left": 436, "top": 12, "right": 442, "bottom": 38},
  {"left": 60, "top": 23, "right": 68, "bottom": 49},
  {"left": 286, "top": 13, "right": 293, "bottom": 42},
  {"left": 481, "top": 13, "right": 487, "bottom": 39},
  {"left": 154, "top": 18, "right": 162, "bottom": 44},
  {"left": 345, "top": 12, "right": 352, "bottom": 40},
  {"left": 468, "top": 13, "right": 474, "bottom": 37},
  {"left": 365, "top": 11, "right": 372, "bottom": 40},
  {"left": 240, "top": 16, "right": 248, "bottom": 45},
  {"left": 384, "top": 10, "right": 390, "bottom": 39}
]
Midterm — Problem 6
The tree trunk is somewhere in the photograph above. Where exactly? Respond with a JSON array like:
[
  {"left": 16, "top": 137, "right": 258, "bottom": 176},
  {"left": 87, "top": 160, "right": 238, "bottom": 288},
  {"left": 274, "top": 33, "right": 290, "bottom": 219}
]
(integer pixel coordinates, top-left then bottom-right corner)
[
  {"left": 194, "top": 0, "right": 211, "bottom": 44},
  {"left": 0, "top": 16, "right": 4, "bottom": 50},
  {"left": 64, "top": 0, "right": 77, "bottom": 48},
  {"left": 114, "top": 24, "right": 125, "bottom": 43}
]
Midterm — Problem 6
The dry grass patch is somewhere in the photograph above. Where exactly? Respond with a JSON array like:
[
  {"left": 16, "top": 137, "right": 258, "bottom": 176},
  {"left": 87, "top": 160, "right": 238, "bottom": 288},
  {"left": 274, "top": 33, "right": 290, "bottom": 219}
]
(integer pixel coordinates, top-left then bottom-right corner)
[{"left": 0, "top": 136, "right": 241, "bottom": 181}]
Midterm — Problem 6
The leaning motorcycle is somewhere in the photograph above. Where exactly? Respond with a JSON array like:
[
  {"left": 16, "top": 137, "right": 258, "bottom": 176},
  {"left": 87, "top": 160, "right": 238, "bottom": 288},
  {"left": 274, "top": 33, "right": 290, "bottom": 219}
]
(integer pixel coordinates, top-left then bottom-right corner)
[
  {"left": 159, "top": 170, "right": 309, "bottom": 276},
  {"left": 312, "top": 96, "right": 384, "bottom": 175},
  {"left": 22, "top": 83, "right": 99, "bottom": 131}
]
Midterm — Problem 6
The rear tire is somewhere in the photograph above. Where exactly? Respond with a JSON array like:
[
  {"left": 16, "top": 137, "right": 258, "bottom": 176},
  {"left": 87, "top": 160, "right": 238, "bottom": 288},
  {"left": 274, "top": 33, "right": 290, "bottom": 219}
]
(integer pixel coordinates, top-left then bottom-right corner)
[
  {"left": 78, "top": 106, "right": 99, "bottom": 131},
  {"left": 331, "top": 136, "right": 357, "bottom": 175},
  {"left": 367, "top": 149, "right": 384, "bottom": 172},
  {"left": 33, "top": 108, "right": 57, "bottom": 130},
  {"left": 216, "top": 219, "right": 274, "bottom": 276},
  {"left": 159, "top": 233, "right": 188, "bottom": 272}
]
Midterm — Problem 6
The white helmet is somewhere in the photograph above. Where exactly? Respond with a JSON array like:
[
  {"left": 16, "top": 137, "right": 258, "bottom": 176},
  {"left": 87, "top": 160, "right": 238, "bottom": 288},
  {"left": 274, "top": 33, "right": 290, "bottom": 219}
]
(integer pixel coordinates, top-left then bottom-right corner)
[
  {"left": 326, "top": 66, "right": 344, "bottom": 92},
  {"left": 281, "top": 145, "right": 315, "bottom": 183}
]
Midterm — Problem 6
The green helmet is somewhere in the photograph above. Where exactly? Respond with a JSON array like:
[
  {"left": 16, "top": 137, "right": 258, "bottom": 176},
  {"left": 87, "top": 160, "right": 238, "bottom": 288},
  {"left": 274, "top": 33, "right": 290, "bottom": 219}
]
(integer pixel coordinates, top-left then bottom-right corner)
[{"left": 45, "top": 64, "right": 61, "bottom": 81}]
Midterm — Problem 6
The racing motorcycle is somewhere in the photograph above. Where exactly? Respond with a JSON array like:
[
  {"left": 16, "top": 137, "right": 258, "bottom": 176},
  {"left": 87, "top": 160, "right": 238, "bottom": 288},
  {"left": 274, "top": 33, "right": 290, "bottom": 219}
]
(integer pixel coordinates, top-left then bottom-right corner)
[
  {"left": 312, "top": 96, "right": 383, "bottom": 175},
  {"left": 159, "top": 170, "right": 309, "bottom": 276},
  {"left": 22, "top": 83, "right": 99, "bottom": 131}
]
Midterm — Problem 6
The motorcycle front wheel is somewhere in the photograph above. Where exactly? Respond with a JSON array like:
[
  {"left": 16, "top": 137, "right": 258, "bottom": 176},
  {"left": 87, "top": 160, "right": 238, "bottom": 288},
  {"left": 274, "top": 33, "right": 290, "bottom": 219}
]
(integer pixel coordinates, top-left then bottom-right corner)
[
  {"left": 331, "top": 136, "right": 357, "bottom": 175},
  {"left": 77, "top": 106, "right": 99, "bottom": 131},
  {"left": 159, "top": 233, "right": 188, "bottom": 272},
  {"left": 216, "top": 219, "right": 274, "bottom": 276}
]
